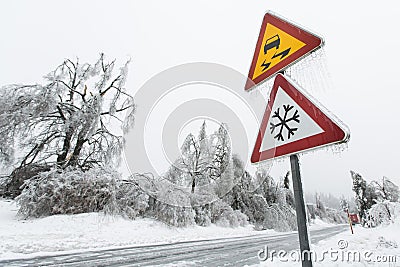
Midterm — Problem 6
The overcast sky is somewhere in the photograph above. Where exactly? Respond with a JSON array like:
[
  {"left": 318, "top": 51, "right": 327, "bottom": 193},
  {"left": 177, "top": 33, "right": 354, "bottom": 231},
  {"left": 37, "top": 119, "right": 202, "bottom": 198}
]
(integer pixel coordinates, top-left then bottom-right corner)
[{"left": 1, "top": 1, "right": 399, "bottom": 197}]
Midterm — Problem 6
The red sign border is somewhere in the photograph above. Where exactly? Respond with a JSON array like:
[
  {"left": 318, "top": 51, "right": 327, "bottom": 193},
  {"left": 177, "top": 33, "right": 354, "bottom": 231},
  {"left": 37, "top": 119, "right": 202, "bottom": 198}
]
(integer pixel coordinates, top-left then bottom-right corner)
[
  {"left": 251, "top": 74, "right": 350, "bottom": 163},
  {"left": 245, "top": 11, "right": 324, "bottom": 91}
]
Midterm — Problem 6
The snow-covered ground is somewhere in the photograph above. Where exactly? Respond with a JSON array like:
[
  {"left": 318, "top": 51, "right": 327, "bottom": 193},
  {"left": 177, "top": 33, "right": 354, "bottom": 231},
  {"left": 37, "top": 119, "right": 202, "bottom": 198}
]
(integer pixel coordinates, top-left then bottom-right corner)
[
  {"left": 254, "top": 218, "right": 400, "bottom": 266},
  {"left": 0, "top": 199, "right": 340, "bottom": 262},
  {"left": 0, "top": 199, "right": 388, "bottom": 266},
  {"left": 0, "top": 199, "right": 281, "bottom": 260}
]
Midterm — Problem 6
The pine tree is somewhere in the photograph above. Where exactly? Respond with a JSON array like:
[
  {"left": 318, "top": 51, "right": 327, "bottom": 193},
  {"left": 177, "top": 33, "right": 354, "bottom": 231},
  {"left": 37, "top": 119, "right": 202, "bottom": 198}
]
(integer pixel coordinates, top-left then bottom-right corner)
[
  {"left": 351, "top": 171, "right": 378, "bottom": 224},
  {"left": 339, "top": 196, "right": 349, "bottom": 212}
]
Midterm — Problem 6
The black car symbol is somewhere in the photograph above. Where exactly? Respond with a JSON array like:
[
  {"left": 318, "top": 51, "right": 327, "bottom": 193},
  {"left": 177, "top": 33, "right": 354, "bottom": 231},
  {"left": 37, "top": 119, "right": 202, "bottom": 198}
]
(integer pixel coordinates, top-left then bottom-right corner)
[{"left": 264, "top": 35, "right": 280, "bottom": 54}]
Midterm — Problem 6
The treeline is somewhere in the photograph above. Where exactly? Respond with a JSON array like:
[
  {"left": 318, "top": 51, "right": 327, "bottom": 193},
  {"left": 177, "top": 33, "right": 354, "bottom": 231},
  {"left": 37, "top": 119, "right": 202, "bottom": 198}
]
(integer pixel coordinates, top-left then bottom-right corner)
[
  {"left": 0, "top": 54, "right": 347, "bottom": 230},
  {"left": 5, "top": 122, "right": 297, "bottom": 231},
  {"left": 2, "top": 122, "right": 349, "bottom": 230}
]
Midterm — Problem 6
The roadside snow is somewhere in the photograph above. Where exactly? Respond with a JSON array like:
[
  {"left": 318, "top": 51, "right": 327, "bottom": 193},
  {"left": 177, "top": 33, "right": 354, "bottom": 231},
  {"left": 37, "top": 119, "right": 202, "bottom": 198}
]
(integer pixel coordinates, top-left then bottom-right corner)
[
  {"left": 253, "top": 219, "right": 400, "bottom": 266},
  {"left": 0, "top": 199, "right": 343, "bottom": 262},
  {"left": 307, "top": 218, "right": 334, "bottom": 230},
  {"left": 0, "top": 199, "right": 268, "bottom": 260}
]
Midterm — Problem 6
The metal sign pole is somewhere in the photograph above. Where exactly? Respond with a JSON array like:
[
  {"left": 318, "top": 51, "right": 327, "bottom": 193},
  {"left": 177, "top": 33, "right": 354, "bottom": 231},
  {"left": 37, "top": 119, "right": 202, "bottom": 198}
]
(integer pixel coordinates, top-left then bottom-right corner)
[{"left": 290, "top": 154, "right": 312, "bottom": 267}]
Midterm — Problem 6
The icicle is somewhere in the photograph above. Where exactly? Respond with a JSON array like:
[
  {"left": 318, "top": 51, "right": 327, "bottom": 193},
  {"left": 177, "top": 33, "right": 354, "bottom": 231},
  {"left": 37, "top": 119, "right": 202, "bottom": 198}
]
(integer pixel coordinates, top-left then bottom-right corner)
[{"left": 286, "top": 48, "right": 333, "bottom": 94}]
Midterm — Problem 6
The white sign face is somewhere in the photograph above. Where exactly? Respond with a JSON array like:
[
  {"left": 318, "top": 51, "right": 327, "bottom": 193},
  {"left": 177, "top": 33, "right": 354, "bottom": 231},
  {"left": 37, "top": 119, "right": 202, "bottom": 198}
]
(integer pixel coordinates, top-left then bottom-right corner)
[{"left": 260, "top": 86, "right": 324, "bottom": 151}]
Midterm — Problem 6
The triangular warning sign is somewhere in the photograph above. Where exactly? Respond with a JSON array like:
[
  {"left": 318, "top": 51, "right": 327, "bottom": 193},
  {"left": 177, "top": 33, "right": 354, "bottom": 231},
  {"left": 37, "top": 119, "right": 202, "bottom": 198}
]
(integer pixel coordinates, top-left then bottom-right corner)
[
  {"left": 251, "top": 74, "right": 349, "bottom": 163},
  {"left": 245, "top": 12, "right": 323, "bottom": 91}
]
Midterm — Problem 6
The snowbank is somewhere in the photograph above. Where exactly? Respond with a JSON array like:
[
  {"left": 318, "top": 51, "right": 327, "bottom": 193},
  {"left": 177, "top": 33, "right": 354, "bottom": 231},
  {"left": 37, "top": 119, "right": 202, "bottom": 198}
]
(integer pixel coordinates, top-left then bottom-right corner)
[
  {"left": 0, "top": 199, "right": 345, "bottom": 262},
  {"left": 0, "top": 199, "right": 267, "bottom": 260},
  {"left": 308, "top": 217, "right": 335, "bottom": 229}
]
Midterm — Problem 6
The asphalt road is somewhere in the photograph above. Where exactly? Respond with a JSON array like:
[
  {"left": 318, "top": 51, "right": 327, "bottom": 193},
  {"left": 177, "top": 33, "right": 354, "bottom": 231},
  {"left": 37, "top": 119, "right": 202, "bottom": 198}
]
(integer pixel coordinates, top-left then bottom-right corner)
[{"left": 0, "top": 225, "right": 347, "bottom": 267}]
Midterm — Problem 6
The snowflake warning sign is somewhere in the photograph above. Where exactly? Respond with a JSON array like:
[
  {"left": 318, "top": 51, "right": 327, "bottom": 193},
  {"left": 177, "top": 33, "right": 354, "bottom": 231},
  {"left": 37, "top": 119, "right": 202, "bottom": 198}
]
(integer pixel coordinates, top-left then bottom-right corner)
[
  {"left": 251, "top": 74, "right": 349, "bottom": 163},
  {"left": 245, "top": 11, "right": 324, "bottom": 91}
]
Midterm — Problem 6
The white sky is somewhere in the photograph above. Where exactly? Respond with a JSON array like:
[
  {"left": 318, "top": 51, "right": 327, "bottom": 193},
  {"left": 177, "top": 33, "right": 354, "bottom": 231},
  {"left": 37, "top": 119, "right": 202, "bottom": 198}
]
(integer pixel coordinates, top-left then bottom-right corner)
[{"left": 1, "top": 1, "right": 400, "bottom": 197}]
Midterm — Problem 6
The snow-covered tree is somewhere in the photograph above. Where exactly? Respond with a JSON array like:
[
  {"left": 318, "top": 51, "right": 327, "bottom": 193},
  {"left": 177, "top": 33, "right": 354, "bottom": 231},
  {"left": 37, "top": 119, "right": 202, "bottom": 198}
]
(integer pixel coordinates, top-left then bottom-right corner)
[
  {"left": 339, "top": 196, "right": 349, "bottom": 212},
  {"left": 210, "top": 198, "right": 248, "bottom": 227},
  {"left": 17, "top": 166, "right": 121, "bottom": 218},
  {"left": 315, "top": 195, "right": 329, "bottom": 220},
  {"left": 177, "top": 132, "right": 209, "bottom": 192},
  {"left": 281, "top": 171, "right": 294, "bottom": 208},
  {"left": 283, "top": 171, "right": 290, "bottom": 190},
  {"left": 366, "top": 201, "right": 396, "bottom": 227},
  {"left": 305, "top": 192, "right": 346, "bottom": 211},
  {"left": 371, "top": 177, "right": 400, "bottom": 203},
  {"left": 222, "top": 158, "right": 298, "bottom": 230},
  {"left": 315, "top": 193, "right": 326, "bottom": 214},
  {"left": 382, "top": 177, "right": 400, "bottom": 202},
  {"left": 209, "top": 123, "right": 231, "bottom": 180},
  {"left": 167, "top": 121, "right": 232, "bottom": 193},
  {"left": 351, "top": 171, "right": 381, "bottom": 224},
  {"left": 257, "top": 171, "right": 279, "bottom": 205},
  {"left": 224, "top": 155, "right": 254, "bottom": 215},
  {"left": 351, "top": 170, "right": 368, "bottom": 221},
  {"left": 0, "top": 54, "right": 135, "bottom": 197}
]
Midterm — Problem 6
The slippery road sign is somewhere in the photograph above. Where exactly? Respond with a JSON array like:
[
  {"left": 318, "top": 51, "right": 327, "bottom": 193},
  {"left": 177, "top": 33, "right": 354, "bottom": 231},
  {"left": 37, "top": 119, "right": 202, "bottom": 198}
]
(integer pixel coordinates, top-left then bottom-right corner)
[{"left": 245, "top": 11, "right": 324, "bottom": 91}]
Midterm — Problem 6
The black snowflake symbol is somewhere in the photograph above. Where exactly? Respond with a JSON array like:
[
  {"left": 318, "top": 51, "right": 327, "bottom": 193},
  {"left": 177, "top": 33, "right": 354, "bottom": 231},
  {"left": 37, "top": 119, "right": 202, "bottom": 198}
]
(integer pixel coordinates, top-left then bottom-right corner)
[{"left": 270, "top": 104, "right": 300, "bottom": 141}]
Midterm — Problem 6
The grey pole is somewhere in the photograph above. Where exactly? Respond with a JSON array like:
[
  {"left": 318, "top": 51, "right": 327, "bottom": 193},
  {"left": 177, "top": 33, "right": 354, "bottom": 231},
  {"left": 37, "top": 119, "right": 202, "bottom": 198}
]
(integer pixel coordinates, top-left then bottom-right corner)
[{"left": 290, "top": 154, "right": 313, "bottom": 267}]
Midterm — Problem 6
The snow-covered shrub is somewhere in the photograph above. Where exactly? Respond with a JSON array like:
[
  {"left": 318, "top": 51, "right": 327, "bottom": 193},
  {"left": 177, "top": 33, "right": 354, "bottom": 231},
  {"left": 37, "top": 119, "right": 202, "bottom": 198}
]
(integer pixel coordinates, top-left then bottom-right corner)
[
  {"left": 263, "top": 204, "right": 297, "bottom": 232},
  {"left": 0, "top": 175, "right": 8, "bottom": 196},
  {"left": 230, "top": 193, "right": 269, "bottom": 229},
  {"left": 377, "top": 236, "right": 398, "bottom": 248},
  {"left": 189, "top": 190, "right": 220, "bottom": 227},
  {"left": 324, "top": 208, "right": 347, "bottom": 224},
  {"left": 16, "top": 167, "right": 119, "bottom": 218},
  {"left": 218, "top": 209, "right": 248, "bottom": 227},
  {"left": 366, "top": 201, "right": 400, "bottom": 227},
  {"left": 263, "top": 207, "right": 280, "bottom": 230},
  {"left": 105, "top": 179, "right": 150, "bottom": 219},
  {"left": 247, "top": 194, "right": 269, "bottom": 224},
  {"left": 146, "top": 185, "right": 195, "bottom": 227},
  {"left": 151, "top": 200, "right": 195, "bottom": 227},
  {"left": 192, "top": 205, "right": 212, "bottom": 226},
  {"left": 210, "top": 199, "right": 248, "bottom": 227},
  {"left": 2, "top": 164, "right": 51, "bottom": 198},
  {"left": 276, "top": 187, "right": 288, "bottom": 206}
]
